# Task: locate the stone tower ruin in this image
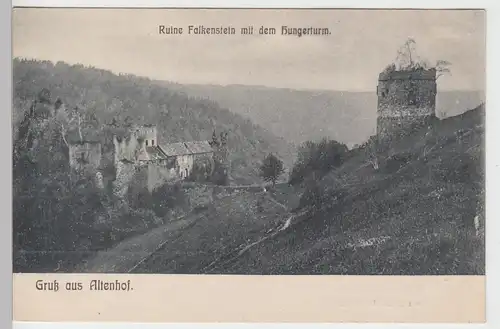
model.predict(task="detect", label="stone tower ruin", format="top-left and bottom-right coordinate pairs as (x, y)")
top-left (377, 68), bottom-right (437, 139)
top-left (135, 124), bottom-right (158, 147)
top-left (111, 125), bottom-right (147, 197)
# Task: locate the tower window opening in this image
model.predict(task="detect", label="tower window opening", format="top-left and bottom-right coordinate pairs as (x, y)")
top-left (152, 140), bottom-right (155, 146)
top-left (380, 88), bottom-right (389, 98)
top-left (146, 140), bottom-right (149, 146)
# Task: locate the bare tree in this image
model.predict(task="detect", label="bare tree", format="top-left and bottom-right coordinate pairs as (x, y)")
top-left (367, 150), bottom-right (379, 170)
top-left (393, 38), bottom-right (452, 77)
top-left (435, 59), bottom-right (452, 79)
top-left (59, 122), bottom-right (69, 147)
top-left (396, 38), bottom-right (417, 69)
top-left (57, 104), bottom-right (92, 145)
top-left (366, 140), bottom-right (379, 170)
top-left (68, 107), bottom-right (84, 142)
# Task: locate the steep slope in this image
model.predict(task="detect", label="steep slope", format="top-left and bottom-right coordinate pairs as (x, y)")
top-left (121, 105), bottom-right (484, 275)
top-left (162, 82), bottom-right (484, 148)
top-left (218, 105), bottom-right (485, 275)
top-left (12, 58), bottom-right (296, 184)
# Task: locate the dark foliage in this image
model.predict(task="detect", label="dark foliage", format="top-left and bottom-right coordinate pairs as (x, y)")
top-left (289, 138), bottom-right (348, 185)
top-left (12, 58), bottom-right (293, 271)
top-left (12, 113), bottom-right (109, 271)
top-left (12, 58), bottom-right (293, 185)
top-left (259, 153), bottom-right (285, 186)
top-left (150, 183), bottom-right (187, 218)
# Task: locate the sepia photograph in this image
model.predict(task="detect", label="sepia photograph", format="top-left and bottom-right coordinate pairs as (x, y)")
top-left (12, 8), bottom-right (485, 277)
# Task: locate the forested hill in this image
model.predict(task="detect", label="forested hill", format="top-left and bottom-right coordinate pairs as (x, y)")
top-left (162, 82), bottom-right (485, 148)
top-left (12, 58), bottom-right (296, 184)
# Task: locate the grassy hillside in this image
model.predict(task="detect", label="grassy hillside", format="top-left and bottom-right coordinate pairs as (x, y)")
top-left (162, 82), bottom-right (484, 148)
top-left (132, 187), bottom-right (290, 274)
top-left (12, 58), bottom-right (296, 184)
top-left (222, 105), bottom-right (485, 275)
top-left (124, 105), bottom-right (485, 275)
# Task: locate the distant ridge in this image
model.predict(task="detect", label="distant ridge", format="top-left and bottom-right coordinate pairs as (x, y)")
top-left (159, 81), bottom-right (484, 148)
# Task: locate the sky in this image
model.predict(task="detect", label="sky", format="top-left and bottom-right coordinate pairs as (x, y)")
top-left (12, 8), bottom-right (486, 92)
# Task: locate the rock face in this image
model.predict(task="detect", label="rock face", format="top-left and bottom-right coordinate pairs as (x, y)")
top-left (112, 132), bottom-right (144, 197)
top-left (113, 159), bottom-right (138, 197)
top-left (377, 68), bottom-right (437, 140)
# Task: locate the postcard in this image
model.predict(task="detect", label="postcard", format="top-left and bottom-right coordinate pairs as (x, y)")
top-left (11, 7), bottom-right (486, 323)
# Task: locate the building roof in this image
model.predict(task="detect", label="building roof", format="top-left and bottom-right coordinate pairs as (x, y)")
top-left (145, 146), bottom-right (169, 160)
top-left (160, 140), bottom-right (213, 157)
top-left (161, 142), bottom-right (191, 157)
top-left (184, 141), bottom-right (213, 154)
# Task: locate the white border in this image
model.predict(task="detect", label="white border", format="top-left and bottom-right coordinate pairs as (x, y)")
top-left (8, 0), bottom-right (495, 8)
top-left (5, 1), bottom-right (500, 329)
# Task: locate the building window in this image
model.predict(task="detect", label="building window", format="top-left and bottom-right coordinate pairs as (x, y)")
top-left (146, 140), bottom-right (148, 146)
top-left (152, 140), bottom-right (155, 146)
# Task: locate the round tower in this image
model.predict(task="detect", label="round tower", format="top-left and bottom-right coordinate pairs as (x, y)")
top-left (377, 68), bottom-right (437, 140)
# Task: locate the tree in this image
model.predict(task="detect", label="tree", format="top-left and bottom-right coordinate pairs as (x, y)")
top-left (289, 138), bottom-right (348, 185)
top-left (260, 153), bottom-right (284, 187)
top-left (366, 140), bottom-right (379, 170)
top-left (396, 38), bottom-right (417, 69)
top-left (388, 38), bottom-right (452, 77)
top-left (435, 59), bottom-right (452, 79)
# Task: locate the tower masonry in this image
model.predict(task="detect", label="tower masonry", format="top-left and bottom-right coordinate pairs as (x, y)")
top-left (135, 124), bottom-right (158, 147)
top-left (377, 68), bottom-right (437, 139)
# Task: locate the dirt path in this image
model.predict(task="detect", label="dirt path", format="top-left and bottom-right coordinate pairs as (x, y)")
top-left (78, 215), bottom-right (203, 273)
top-left (79, 185), bottom-right (295, 273)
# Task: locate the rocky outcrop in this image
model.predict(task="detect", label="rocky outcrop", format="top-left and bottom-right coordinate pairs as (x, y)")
top-left (113, 159), bottom-right (137, 197)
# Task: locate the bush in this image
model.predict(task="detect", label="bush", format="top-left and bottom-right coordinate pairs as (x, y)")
top-left (432, 153), bottom-right (478, 183)
top-left (299, 178), bottom-right (323, 208)
top-left (259, 153), bottom-right (285, 186)
top-left (151, 183), bottom-right (187, 217)
top-left (289, 138), bottom-right (348, 185)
